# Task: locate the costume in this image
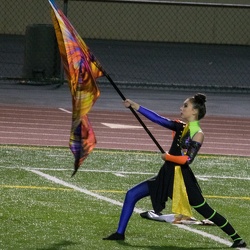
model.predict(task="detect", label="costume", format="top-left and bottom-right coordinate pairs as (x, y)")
top-left (103, 106), bottom-right (246, 248)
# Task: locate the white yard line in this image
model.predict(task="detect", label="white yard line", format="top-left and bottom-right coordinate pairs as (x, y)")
top-left (174, 224), bottom-right (232, 247)
top-left (26, 168), bottom-right (248, 249)
top-left (27, 169), bottom-right (142, 215)
top-left (18, 167), bottom-right (250, 181)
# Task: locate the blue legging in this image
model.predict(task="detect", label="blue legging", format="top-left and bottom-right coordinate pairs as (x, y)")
top-left (117, 181), bottom-right (149, 234)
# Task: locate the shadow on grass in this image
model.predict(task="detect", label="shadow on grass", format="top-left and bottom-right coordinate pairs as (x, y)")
top-left (36, 240), bottom-right (78, 250)
top-left (117, 241), bottom-right (228, 249)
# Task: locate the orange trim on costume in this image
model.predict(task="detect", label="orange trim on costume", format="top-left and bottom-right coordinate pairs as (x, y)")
top-left (165, 153), bottom-right (189, 165)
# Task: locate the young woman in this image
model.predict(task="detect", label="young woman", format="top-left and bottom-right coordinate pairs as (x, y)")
top-left (103, 93), bottom-right (247, 248)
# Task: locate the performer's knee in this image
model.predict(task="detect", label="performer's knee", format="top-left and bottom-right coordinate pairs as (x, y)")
top-left (124, 188), bottom-right (140, 206)
top-left (123, 181), bottom-right (149, 208)
top-left (125, 188), bottom-right (135, 201)
top-left (192, 200), bottom-right (214, 219)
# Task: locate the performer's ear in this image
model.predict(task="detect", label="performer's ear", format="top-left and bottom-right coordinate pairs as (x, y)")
top-left (192, 108), bottom-right (198, 116)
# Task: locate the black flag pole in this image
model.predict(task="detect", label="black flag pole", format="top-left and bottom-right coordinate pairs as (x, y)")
top-left (102, 71), bottom-right (165, 154)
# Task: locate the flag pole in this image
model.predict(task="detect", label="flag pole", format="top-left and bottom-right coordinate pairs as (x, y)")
top-left (102, 71), bottom-right (165, 153)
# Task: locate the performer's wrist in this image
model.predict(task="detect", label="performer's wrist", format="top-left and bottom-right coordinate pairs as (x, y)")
top-left (164, 153), bottom-right (189, 165)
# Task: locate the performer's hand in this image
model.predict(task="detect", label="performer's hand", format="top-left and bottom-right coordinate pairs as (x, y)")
top-left (124, 99), bottom-right (132, 108)
top-left (161, 153), bottom-right (167, 161)
top-left (123, 99), bottom-right (140, 110)
top-left (163, 153), bottom-right (189, 165)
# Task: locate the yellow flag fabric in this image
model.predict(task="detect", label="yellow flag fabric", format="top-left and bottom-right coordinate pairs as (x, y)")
top-left (49, 0), bottom-right (103, 175)
top-left (172, 166), bottom-right (193, 217)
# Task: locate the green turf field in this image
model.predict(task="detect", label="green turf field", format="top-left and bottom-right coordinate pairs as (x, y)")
top-left (1, 145), bottom-right (249, 250)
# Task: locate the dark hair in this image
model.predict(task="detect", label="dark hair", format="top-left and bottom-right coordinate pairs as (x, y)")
top-left (189, 93), bottom-right (207, 120)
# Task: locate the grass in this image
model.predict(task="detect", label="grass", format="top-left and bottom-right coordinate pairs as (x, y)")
top-left (0, 145), bottom-right (249, 250)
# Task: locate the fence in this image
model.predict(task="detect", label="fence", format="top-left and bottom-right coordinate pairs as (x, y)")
top-left (1, 0), bottom-right (250, 91)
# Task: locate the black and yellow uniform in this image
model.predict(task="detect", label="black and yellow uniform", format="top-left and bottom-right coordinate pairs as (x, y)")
top-left (103, 106), bottom-right (246, 248)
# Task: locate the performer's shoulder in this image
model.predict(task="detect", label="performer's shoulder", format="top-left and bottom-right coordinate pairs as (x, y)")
top-left (174, 119), bottom-right (186, 125)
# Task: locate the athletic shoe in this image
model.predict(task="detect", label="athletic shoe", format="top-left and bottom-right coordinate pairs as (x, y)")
top-left (231, 240), bottom-right (247, 248)
top-left (103, 232), bottom-right (125, 241)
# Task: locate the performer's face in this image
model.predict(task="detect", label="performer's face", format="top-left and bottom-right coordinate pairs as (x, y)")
top-left (180, 99), bottom-right (198, 121)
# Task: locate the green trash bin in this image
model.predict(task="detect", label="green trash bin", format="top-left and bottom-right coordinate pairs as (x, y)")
top-left (23, 24), bottom-right (60, 79)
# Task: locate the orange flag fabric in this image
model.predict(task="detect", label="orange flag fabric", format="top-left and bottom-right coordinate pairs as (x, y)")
top-left (49, 0), bottom-right (103, 176)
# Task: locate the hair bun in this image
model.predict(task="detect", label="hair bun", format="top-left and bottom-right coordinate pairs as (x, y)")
top-left (194, 93), bottom-right (206, 105)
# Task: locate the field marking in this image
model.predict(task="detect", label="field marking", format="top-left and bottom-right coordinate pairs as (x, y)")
top-left (101, 123), bottom-right (144, 129)
top-left (205, 195), bottom-right (250, 201)
top-left (0, 184), bottom-right (73, 191)
top-left (1, 144), bottom-right (250, 157)
top-left (26, 168), bottom-right (142, 214)
top-left (174, 224), bottom-right (232, 247)
top-left (26, 168), bottom-right (244, 249)
top-left (4, 165), bottom-right (250, 181)
top-left (2, 183), bottom-right (249, 201)
top-left (59, 108), bottom-right (72, 114)
top-left (1, 144), bottom-right (249, 160)
top-left (1, 184), bottom-right (249, 201)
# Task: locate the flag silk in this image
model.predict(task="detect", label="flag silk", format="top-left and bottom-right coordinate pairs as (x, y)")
top-left (49, 0), bottom-right (104, 176)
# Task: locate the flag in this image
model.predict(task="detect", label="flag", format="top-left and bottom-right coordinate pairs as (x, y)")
top-left (49, 0), bottom-right (104, 176)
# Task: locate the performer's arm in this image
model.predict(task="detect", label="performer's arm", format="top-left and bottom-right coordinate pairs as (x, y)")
top-left (124, 99), bottom-right (175, 130)
top-left (137, 106), bottom-right (175, 130)
top-left (162, 140), bottom-right (202, 165)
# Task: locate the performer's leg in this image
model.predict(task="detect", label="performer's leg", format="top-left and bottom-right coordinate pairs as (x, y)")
top-left (187, 187), bottom-right (246, 248)
top-left (103, 180), bottom-right (150, 240)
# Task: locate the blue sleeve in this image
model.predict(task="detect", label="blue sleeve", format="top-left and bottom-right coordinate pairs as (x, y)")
top-left (138, 106), bottom-right (175, 130)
